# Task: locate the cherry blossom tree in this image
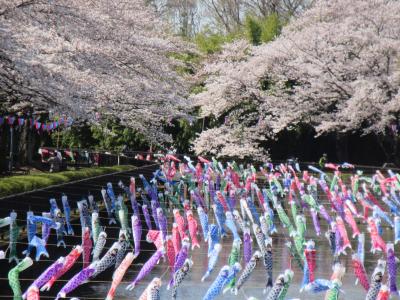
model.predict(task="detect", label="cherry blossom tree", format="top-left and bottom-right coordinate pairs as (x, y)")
top-left (193, 0), bottom-right (400, 162)
top-left (0, 0), bottom-right (192, 143)
top-left (193, 125), bottom-right (268, 159)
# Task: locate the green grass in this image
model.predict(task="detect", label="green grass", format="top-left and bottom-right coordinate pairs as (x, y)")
top-left (0, 165), bottom-right (134, 197)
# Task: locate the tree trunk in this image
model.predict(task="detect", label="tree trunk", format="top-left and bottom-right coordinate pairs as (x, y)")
top-left (27, 126), bottom-right (35, 165)
top-left (376, 135), bottom-right (390, 162)
top-left (391, 135), bottom-right (400, 166)
top-left (335, 132), bottom-right (349, 162)
top-left (18, 121), bottom-right (29, 165)
top-left (375, 134), bottom-right (400, 166)
top-left (0, 128), bottom-right (8, 173)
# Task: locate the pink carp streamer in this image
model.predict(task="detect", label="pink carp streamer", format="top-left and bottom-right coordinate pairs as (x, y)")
top-left (106, 252), bottom-right (135, 300)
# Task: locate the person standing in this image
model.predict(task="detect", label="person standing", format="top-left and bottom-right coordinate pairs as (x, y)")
top-left (319, 153), bottom-right (328, 169)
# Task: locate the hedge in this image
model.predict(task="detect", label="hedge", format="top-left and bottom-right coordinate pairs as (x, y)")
top-left (0, 165), bottom-right (134, 197)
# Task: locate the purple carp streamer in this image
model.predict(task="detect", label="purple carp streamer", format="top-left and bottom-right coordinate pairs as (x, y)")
top-left (56, 264), bottom-right (96, 299)
top-left (126, 248), bottom-right (164, 290)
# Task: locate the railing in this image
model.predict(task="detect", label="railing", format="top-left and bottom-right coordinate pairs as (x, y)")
top-left (35, 147), bottom-right (156, 171)
top-left (3, 145), bottom-right (399, 176)
top-left (122, 150), bottom-right (400, 173)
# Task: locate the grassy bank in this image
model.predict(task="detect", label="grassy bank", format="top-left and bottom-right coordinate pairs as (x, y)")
top-left (0, 165), bottom-right (134, 197)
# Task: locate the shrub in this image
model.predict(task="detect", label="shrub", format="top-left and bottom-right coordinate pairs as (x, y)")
top-left (245, 15), bottom-right (262, 45)
top-left (195, 32), bottom-right (228, 54)
top-left (260, 13), bottom-right (282, 43)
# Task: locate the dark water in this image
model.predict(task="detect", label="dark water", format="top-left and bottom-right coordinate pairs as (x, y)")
top-left (70, 216), bottom-right (393, 300)
top-left (0, 167), bottom-right (395, 299)
top-left (1, 214), bottom-right (390, 300)
top-left (75, 215), bottom-right (389, 300)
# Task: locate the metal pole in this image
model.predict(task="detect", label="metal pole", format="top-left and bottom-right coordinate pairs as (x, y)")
top-left (8, 126), bottom-right (13, 173)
